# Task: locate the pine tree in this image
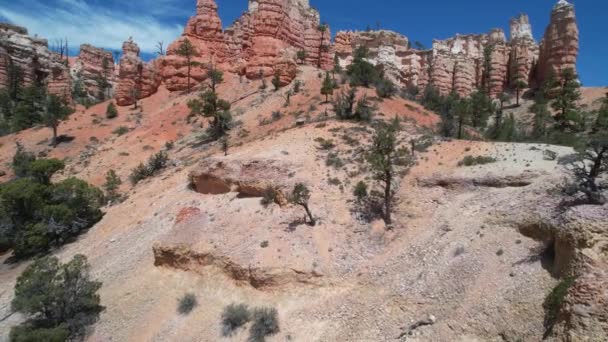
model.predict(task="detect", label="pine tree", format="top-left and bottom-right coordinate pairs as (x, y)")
top-left (272, 71), bottom-right (281, 91)
top-left (552, 68), bottom-right (582, 132)
top-left (321, 72), bottom-right (334, 102)
top-left (176, 39), bottom-right (200, 94)
top-left (317, 24), bottom-right (328, 68)
top-left (290, 183), bottom-right (315, 226)
top-left (187, 69), bottom-right (232, 140)
top-left (366, 118), bottom-right (407, 226)
top-left (513, 78), bottom-right (528, 106)
top-left (104, 169), bottom-right (122, 203)
top-left (454, 97), bottom-right (471, 139)
top-left (531, 91), bottom-right (551, 140)
top-left (593, 93), bottom-right (608, 133)
top-left (296, 50), bottom-right (307, 64)
top-left (333, 54), bottom-right (342, 74)
top-left (481, 44), bottom-right (494, 93)
top-left (43, 95), bottom-right (73, 147)
top-left (469, 90), bottom-right (493, 129)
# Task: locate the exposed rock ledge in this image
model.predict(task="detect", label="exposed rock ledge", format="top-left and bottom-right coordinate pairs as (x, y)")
top-left (153, 243), bottom-right (323, 290)
top-left (189, 158), bottom-right (300, 205)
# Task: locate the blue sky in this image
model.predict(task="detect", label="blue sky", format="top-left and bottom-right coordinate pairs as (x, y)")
top-left (1, 0), bottom-right (605, 86)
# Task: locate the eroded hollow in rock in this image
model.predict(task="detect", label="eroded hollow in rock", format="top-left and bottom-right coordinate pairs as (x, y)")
top-left (516, 221), bottom-right (575, 277)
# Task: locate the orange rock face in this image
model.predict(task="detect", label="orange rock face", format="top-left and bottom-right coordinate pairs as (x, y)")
top-left (119, 0), bottom-right (331, 100)
top-left (537, 0), bottom-right (579, 84)
top-left (115, 38), bottom-right (161, 106)
top-left (71, 44), bottom-right (116, 99)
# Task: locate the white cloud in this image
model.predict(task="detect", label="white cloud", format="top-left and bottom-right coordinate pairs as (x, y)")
top-left (0, 0), bottom-right (185, 53)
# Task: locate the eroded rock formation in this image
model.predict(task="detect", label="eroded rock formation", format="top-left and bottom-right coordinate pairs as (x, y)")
top-left (115, 38), bottom-right (161, 106)
top-left (118, 0), bottom-right (332, 100)
top-left (70, 44), bottom-right (116, 100)
top-left (0, 23), bottom-right (71, 101)
top-left (537, 0), bottom-right (579, 85)
top-left (335, 2), bottom-right (578, 98)
top-left (189, 157), bottom-right (295, 205)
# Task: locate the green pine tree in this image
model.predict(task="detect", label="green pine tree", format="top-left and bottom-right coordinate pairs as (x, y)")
top-left (552, 68), bottom-right (582, 132)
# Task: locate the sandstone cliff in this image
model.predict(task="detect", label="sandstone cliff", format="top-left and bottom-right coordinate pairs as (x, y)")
top-left (0, 23), bottom-right (71, 101)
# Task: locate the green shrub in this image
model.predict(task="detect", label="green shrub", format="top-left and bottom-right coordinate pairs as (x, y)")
top-left (106, 102), bottom-right (118, 119)
top-left (103, 170), bottom-right (123, 203)
top-left (177, 293), bottom-right (197, 315)
top-left (129, 163), bottom-right (151, 185)
top-left (326, 152), bottom-right (344, 169)
top-left (222, 303), bottom-right (251, 337)
top-left (129, 152), bottom-right (169, 185)
top-left (375, 78), bottom-right (397, 98)
top-left (27, 158), bottom-right (65, 184)
top-left (113, 126), bottom-right (129, 136)
top-left (249, 307), bottom-right (279, 342)
top-left (315, 137), bottom-right (335, 150)
top-left (347, 47), bottom-right (380, 87)
top-left (147, 151), bottom-right (168, 172)
top-left (11, 255), bottom-right (102, 339)
top-left (354, 181), bottom-right (368, 201)
top-left (12, 142), bottom-right (36, 178)
top-left (457, 155), bottom-right (497, 167)
top-left (260, 187), bottom-right (279, 207)
top-left (0, 175), bottom-right (103, 259)
top-left (10, 324), bottom-right (70, 342)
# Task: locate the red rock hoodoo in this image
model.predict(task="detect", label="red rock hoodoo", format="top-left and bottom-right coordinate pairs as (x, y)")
top-left (113, 0), bottom-right (579, 103)
top-left (115, 38), bottom-right (161, 106)
top-left (70, 44), bottom-right (116, 100)
top-left (335, 1), bottom-right (578, 98)
top-left (537, 0), bottom-right (579, 85)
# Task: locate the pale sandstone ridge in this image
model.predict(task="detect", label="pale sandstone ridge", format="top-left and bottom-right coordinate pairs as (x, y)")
top-left (117, 0), bottom-right (332, 100)
top-left (335, 2), bottom-right (578, 98)
top-left (115, 38), bottom-right (161, 106)
top-left (537, 0), bottom-right (579, 85)
top-left (70, 44), bottom-right (116, 100)
top-left (0, 23), bottom-right (71, 101)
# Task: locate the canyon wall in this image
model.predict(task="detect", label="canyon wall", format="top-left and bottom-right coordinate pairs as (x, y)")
top-left (0, 23), bottom-right (71, 101)
top-left (335, 1), bottom-right (578, 98)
